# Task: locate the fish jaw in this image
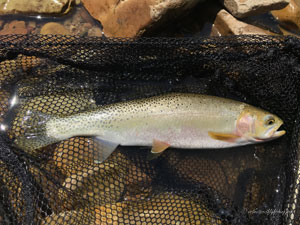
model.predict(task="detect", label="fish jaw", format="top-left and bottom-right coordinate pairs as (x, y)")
top-left (253, 123), bottom-right (286, 142)
top-left (263, 119), bottom-right (286, 139)
top-left (272, 130), bottom-right (286, 138)
top-left (254, 130), bottom-right (286, 142)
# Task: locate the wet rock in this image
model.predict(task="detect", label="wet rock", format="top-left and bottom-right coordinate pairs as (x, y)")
top-left (28, 21), bottom-right (36, 28)
top-left (41, 209), bottom-right (96, 225)
top-left (29, 162), bottom-right (66, 214)
top-left (58, 160), bottom-right (126, 209)
top-left (241, 13), bottom-right (283, 35)
top-left (0, 20), bottom-right (28, 35)
top-left (45, 196), bottom-right (219, 225)
top-left (40, 22), bottom-right (70, 35)
top-left (87, 26), bottom-right (103, 36)
top-left (0, 90), bottom-right (9, 123)
top-left (63, 7), bottom-right (95, 36)
top-left (0, 55), bottom-right (41, 91)
top-left (124, 164), bottom-right (152, 201)
top-left (211, 9), bottom-right (274, 35)
top-left (53, 138), bottom-right (128, 208)
top-left (69, 8), bottom-right (85, 25)
top-left (94, 193), bottom-right (222, 224)
top-left (272, 0), bottom-right (300, 32)
top-left (151, 0), bottom-right (222, 37)
top-left (0, 161), bottom-right (24, 219)
top-left (279, 26), bottom-right (300, 37)
top-left (27, 21), bottom-right (37, 34)
top-left (53, 137), bottom-right (99, 172)
top-left (172, 157), bottom-right (230, 196)
top-left (0, 0), bottom-right (75, 15)
top-left (68, 23), bottom-right (90, 35)
top-left (83, 23), bottom-right (92, 29)
top-left (82, 0), bottom-right (206, 37)
top-left (79, 7), bottom-right (96, 25)
top-left (221, 0), bottom-right (290, 18)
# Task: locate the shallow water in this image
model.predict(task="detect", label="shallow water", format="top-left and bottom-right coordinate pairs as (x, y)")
top-left (0, 4), bottom-right (103, 36)
top-left (0, 2), bottom-right (298, 37)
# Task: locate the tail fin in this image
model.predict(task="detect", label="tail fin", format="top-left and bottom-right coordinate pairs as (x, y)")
top-left (13, 110), bottom-right (60, 152)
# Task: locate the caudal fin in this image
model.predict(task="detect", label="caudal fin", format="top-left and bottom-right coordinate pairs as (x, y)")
top-left (13, 110), bottom-right (59, 151)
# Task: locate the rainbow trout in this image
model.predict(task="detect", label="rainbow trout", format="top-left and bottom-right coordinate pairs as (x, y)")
top-left (14, 93), bottom-right (285, 162)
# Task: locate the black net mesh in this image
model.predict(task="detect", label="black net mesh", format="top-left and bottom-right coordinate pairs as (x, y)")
top-left (0, 34), bottom-right (299, 224)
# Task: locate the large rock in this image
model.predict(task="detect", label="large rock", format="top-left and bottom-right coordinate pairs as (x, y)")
top-left (211, 9), bottom-right (274, 35)
top-left (94, 193), bottom-right (222, 224)
top-left (0, 0), bottom-right (75, 15)
top-left (0, 20), bottom-right (28, 35)
top-left (41, 209), bottom-right (95, 225)
top-left (82, 0), bottom-right (205, 37)
top-left (272, 0), bottom-right (300, 32)
top-left (220, 0), bottom-right (290, 18)
top-left (40, 22), bottom-right (70, 35)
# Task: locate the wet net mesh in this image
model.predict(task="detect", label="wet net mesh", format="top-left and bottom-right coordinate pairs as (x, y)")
top-left (0, 34), bottom-right (299, 224)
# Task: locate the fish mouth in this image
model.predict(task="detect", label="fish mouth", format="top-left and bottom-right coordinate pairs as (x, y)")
top-left (272, 130), bottom-right (286, 138)
top-left (254, 122), bottom-right (286, 141)
top-left (271, 121), bottom-right (286, 138)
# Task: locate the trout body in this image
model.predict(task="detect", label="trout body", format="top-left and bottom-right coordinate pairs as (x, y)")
top-left (14, 93), bottom-right (285, 162)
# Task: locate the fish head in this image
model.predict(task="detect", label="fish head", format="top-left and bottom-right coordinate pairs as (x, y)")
top-left (236, 105), bottom-right (286, 143)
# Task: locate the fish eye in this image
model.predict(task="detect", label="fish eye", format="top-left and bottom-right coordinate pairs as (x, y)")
top-left (265, 117), bottom-right (275, 126)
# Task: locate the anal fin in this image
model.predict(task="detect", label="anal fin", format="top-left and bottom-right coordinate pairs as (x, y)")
top-left (94, 137), bottom-right (119, 164)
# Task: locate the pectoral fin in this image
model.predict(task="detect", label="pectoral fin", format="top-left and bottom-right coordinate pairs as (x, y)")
top-left (208, 132), bottom-right (240, 143)
top-left (94, 137), bottom-right (119, 164)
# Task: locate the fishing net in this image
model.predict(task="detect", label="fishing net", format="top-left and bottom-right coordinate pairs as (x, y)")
top-left (0, 34), bottom-right (299, 225)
